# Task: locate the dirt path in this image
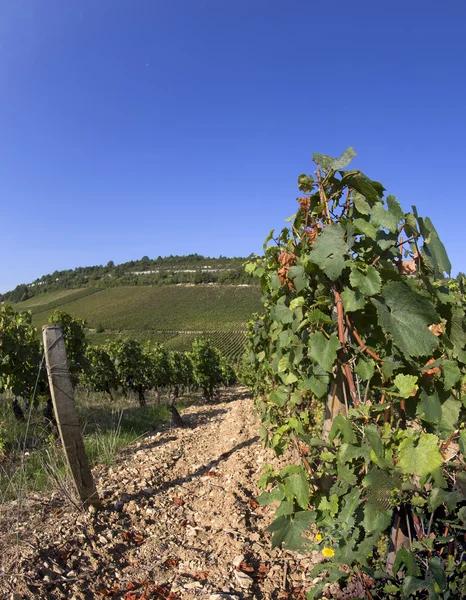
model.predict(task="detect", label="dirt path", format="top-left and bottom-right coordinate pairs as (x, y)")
top-left (1, 387), bottom-right (319, 600)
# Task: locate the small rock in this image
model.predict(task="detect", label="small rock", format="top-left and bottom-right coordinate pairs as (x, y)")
top-left (183, 581), bottom-right (203, 589)
top-left (88, 504), bottom-right (97, 514)
top-left (142, 487), bottom-right (155, 496)
top-left (234, 570), bottom-right (253, 589)
top-left (232, 554), bottom-right (245, 568)
top-left (114, 501), bottom-right (125, 512)
top-left (11, 594), bottom-right (23, 600)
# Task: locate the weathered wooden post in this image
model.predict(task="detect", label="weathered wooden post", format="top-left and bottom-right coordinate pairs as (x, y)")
top-left (42, 324), bottom-right (101, 508)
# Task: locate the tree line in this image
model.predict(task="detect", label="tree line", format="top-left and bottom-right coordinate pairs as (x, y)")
top-left (1, 254), bottom-right (257, 303)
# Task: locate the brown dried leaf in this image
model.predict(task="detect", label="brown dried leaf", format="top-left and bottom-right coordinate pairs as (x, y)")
top-left (297, 197), bottom-right (310, 212)
top-left (256, 562), bottom-right (270, 581)
top-left (398, 259), bottom-right (417, 275)
top-left (164, 557), bottom-right (180, 569)
top-left (429, 323), bottom-right (443, 337)
top-left (193, 571), bottom-right (208, 581)
top-left (126, 581), bottom-right (138, 591)
top-left (204, 470), bottom-right (222, 477)
top-left (278, 266), bottom-right (289, 285)
top-left (423, 358), bottom-right (440, 376)
top-left (173, 497), bottom-right (185, 507)
top-left (278, 252), bottom-right (296, 267)
top-left (153, 586), bottom-right (180, 600)
top-left (238, 560), bottom-right (255, 573)
top-left (247, 498), bottom-right (259, 510)
top-left (122, 530), bottom-right (144, 545)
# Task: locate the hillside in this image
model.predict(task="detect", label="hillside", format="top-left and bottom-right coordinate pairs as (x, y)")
top-left (14, 284), bottom-right (263, 361)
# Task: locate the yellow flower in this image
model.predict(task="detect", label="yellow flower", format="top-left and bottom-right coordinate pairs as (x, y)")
top-left (315, 533), bottom-right (323, 542)
top-left (322, 547), bottom-right (335, 558)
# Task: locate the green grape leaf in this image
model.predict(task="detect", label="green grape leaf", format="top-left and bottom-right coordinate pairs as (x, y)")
top-left (416, 390), bottom-right (442, 424)
top-left (353, 192), bottom-right (371, 215)
top-left (373, 282), bottom-right (440, 357)
top-left (376, 230), bottom-right (396, 250)
top-left (350, 264), bottom-right (382, 296)
top-left (398, 434), bottom-right (443, 477)
top-left (309, 223), bottom-right (350, 280)
top-left (387, 194), bottom-right (405, 222)
top-left (312, 146), bottom-right (356, 171)
top-left (263, 228), bottom-right (275, 251)
top-left (307, 308), bottom-right (333, 324)
top-left (439, 396), bottom-right (461, 434)
top-left (288, 265), bottom-right (307, 292)
top-left (289, 296), bottom-right (305, 310)
top-left (449, 307), bottom-right (466, 357)
top-left (371, 197), bottom-right (403, 233)
top-left (415, 212), bottom-right (451, 277)
top-left (329, 415), bottom-right (356, 444)
top-left (353, 217), bottom-right (378, 239)
top-left (267, 511), bottom-right (316, 550)
top-left (282, 372), bottom-right (298, 385)
top-left (272, 302), bottom-right (294, 324)
top-left (277, 356), bottom-right (289, 372)
top-left (394, 374), bottom-right (418, 398)
top-left (308, 332), bottom-right (340, 372)
top-left (309, 364), bottom-right (331, 398)
top-left (270, 389), bottom-right (287, 407)
top-left (258, 483), bottom-right (285, 506)
top-left (297, 174), bottom-right (314, 193)
top-left (340, 171), bottom-right (384, 205)
top-left (441, 360), bottom-right (462, 391)
top-left (341, 288), bottom-right (366, 312)
top-left (275, 500), bottom-right (294, 517)
top-left (355, 358), bottom-right (375, 381)
top-left (284, 470), bottom-right (310, 509)
top-left (428, 557), bottom-right (447, 591)
top-left (459, 431), bottom-right (466, 455)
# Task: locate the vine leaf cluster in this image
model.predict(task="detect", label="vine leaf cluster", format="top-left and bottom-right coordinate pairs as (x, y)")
top-left (243, 147), bottom-right (466, 598)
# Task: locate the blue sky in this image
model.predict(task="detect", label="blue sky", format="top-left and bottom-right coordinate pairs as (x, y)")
top-left (1, 0), bottom-right (465, 292)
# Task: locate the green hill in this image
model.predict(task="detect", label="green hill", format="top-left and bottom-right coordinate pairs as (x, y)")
top-left (14, 284), bottom-right (262, 362)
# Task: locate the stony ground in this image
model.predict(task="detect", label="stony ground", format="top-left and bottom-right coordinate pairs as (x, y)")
top-left (0, 387), bottom-right (321, 600)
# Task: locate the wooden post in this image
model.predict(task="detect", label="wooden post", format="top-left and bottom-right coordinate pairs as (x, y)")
top-left (42, 324), bottom-right (101, 508)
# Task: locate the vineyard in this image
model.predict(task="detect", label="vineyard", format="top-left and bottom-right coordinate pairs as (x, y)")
top-left (11, 284), bottom-right (261, 363)
top-left (2, 149), bottom-right (466, 598)
top-left (17, 285), bottom-right (262, 332)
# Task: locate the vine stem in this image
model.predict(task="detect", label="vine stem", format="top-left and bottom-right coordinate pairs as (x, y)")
top-left (371, 234), bottom-right (418, 266)
top-left (316, 169), bottom-right (332, 224)
top-left (344, 314), bottom-right (383, 362)
top-left (292, 432), bottom-right (314, 478)
top-left (333, 289), bottom-right (359, 408)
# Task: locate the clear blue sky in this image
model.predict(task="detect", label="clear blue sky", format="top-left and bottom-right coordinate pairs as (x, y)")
top-left (1, 0), bottom-right (465, 293)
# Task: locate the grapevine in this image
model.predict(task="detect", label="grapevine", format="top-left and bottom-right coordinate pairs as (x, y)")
top-left (244, 148), bottom-right (466, 598)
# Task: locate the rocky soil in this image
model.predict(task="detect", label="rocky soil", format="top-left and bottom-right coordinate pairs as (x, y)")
top-left (1, 387), bottom-right (321, 600)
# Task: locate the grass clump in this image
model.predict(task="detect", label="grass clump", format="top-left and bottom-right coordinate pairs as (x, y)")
top-left (0, 389), bottom-right (171, 503)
